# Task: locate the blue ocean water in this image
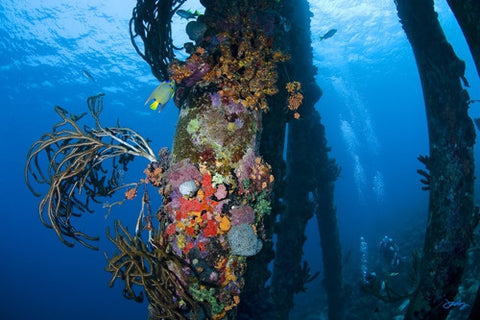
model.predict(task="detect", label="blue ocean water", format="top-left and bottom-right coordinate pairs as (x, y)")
top-left (0, 0), bottom-right (478, 319)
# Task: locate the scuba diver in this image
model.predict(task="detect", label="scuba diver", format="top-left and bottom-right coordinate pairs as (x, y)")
top-left (379, 235), bottom-right (400, 267)
top-left (361, 236), bottom-right (407, 299)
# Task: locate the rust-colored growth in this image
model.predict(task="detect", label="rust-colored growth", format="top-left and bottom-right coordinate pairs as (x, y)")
top-left (286, 81), bottom-right (304, 117)
top-left (144, 164), bottom-right (163, 187)
top-left (168, 59), bottom-right (193, 84)
top-left (286, 81), bottom-right (301, 93)
top-left (124, 187), bottom-right (138, 200)
top-left (250, 157), bottom-right (274, 192)
top-left (199, 147), bottom-right (216, 165)
top-left (195, 22), bottom-right (289, 112)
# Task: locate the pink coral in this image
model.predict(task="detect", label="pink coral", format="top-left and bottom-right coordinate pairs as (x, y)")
top-left (184, 61), bottom-right (211, 87)
top-left (234, 148), bottom-right (274, 192)
top-left (167, 160), bottom-right (203, 190)
top-left (215, 184), bottom-right (228, 200)
top-left (230, 205), bottom-right (255, 226)
top-left (234, 147), bottom-right (256, 183)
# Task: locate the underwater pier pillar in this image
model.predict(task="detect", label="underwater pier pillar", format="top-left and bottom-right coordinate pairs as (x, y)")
top-left (237, 37), bottom-right (289, 320)
top-left (271, 85), bottom-right (344, 320)
top-left (150, 1), bottom-right (293, 318)
top-left (128, 0), bottom-right (343, 318)
top-left (310, 111), bottom-right (345, 320)
top-left (446, 0), bottom-right (480, 77)
top-left (269, 1), bottom-right (345, 319)
top-left (468, 284), bottom-right (480, 320)
top-left (395, 0), bottom-right (478, 319)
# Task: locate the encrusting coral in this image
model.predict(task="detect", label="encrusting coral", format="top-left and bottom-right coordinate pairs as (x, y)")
top-left (286, 81), bottom-right (304, 119)
top-left (155, 2), bottom-right (288, 317)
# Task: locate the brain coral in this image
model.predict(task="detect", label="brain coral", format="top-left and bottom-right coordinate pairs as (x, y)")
top-left (227, 223), bottom-right (262, 257)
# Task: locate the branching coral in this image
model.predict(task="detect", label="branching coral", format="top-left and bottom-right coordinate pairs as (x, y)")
top-left (105, 220), bottom-right (202, 319)
top-left (25, 93), bottom-right (157, 249)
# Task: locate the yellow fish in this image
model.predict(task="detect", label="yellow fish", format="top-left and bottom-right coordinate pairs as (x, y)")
top-left (145, 80), bottom-right (176, 111)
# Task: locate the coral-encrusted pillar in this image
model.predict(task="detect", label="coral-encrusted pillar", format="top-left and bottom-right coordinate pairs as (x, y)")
top-left (395, 0), bottom-right (478, 319)
top-left (156, 1), bottom-right (286, 318)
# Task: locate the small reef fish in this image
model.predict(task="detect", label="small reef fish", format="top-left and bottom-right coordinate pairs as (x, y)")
top-left (145, 80), bottom-right (176, 112)
top-left (176, 9), bottom-right (201, 20)
top-left (320, 28), bottom-right (337, 41)
top-left (82, 69), bottom-right (95, 82)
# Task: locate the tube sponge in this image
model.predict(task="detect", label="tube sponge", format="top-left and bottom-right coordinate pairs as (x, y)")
top-left (227, 224), bottom-right (262, 257)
